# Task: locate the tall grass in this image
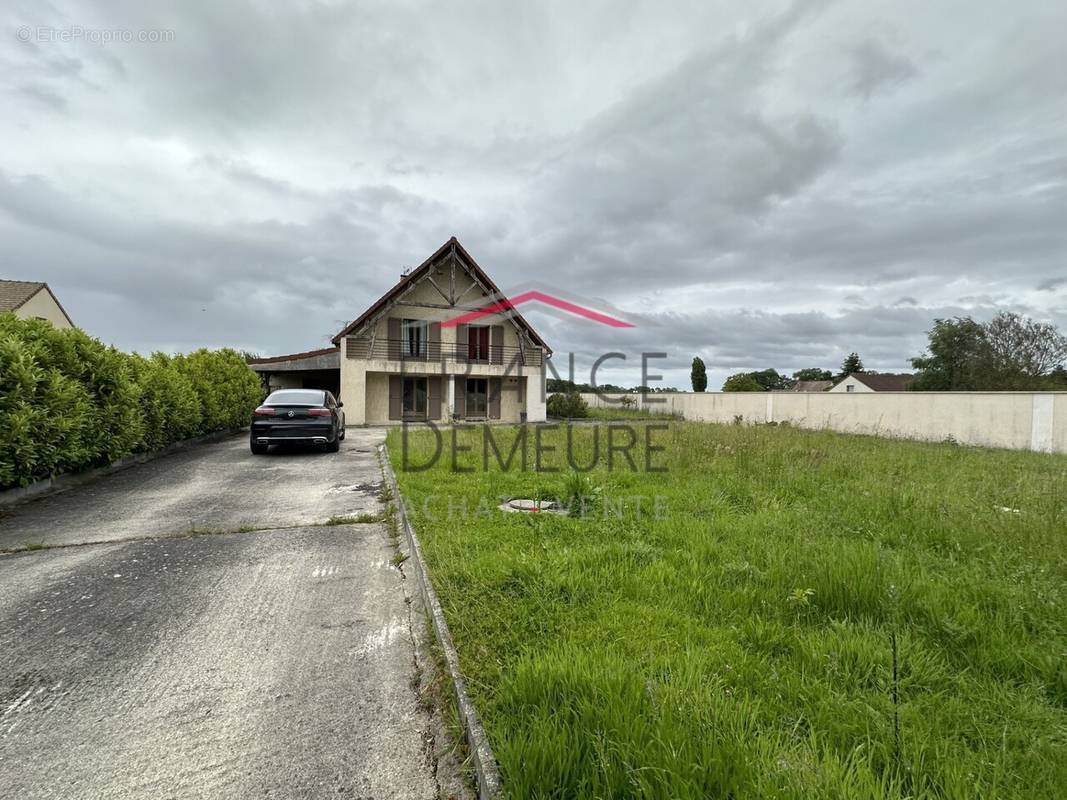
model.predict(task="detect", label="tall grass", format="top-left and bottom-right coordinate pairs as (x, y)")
top-left (389, 422), bottom-right (1067, 798)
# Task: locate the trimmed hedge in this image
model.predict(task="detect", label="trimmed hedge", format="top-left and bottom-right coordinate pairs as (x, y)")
top-left (0, 314), bottom-right (263, 489)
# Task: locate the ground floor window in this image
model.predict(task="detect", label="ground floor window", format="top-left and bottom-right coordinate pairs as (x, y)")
top-left (466, 378), bottom-right (487, 417)
top-left (403, 377), bottom-right (427, 415)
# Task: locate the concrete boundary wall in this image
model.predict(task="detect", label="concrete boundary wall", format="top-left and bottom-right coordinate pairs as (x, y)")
top-left (380, 444), bottom-right (503, 799)
top-left (580, 392), bottom-right (1067, 454)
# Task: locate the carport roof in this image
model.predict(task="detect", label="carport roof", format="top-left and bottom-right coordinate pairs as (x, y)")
top-left (247, 346), bottom-right (339, 372)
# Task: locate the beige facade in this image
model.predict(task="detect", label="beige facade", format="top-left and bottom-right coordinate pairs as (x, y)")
top-left (1, 281), bottom-right (74, 329)
top-left (582, 391), bottom-right (1067, 454)
top-left (828, 375), bottom-right (873, 393)
top-left (337, 240), bottom-right (549, 425)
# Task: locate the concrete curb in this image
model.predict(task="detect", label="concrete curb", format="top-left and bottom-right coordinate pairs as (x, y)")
top-left (0, 428), bottom-right (246, 509)
top-left (379, 443), bottom-right (503, 800)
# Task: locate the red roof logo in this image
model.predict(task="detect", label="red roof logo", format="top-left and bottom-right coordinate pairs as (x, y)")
top-left (442, 289), bottom-right (634, 329)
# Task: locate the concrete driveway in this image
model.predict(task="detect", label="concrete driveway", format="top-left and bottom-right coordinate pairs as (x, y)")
top-left (0, 432), bottom-right (388, 551)
top-left (0, 430), bottom-right (466, 799)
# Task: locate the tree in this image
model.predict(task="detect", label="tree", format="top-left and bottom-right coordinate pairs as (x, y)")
top-left (910, 317), bottom-right (989, 391)
top-left (747, 368), bottom-right (790, 391)
top-left (690, 357), bottom-right (707, 392)
top-left (839, 352), bottom-right (864, 377)
top-left (984, 312), bottom-right (1067, 386)
top-left (911, 312), bottom-right (1067, 391)
top-left (1049, 365), bottom-right (1067, 388)
top-left (793, 367), bottom-right (832, 382)
top-left (722, 373), bottom-right (765, 392)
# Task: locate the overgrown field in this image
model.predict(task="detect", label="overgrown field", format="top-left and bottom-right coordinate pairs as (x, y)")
top-left (388, 421), bottom-right (1067, 799)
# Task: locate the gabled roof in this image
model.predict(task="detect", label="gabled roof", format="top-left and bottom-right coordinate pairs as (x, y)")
top-left (842, 372), bottom-right (915, 391)
top-left (792, 380), bottom-right (833, 392)
top-left (0, 280), bottom-right (74, 326)
top-left (331, 237), bottom-right (551, 353)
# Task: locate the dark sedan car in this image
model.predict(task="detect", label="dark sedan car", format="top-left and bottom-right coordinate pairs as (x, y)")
top-left (250, 389), bottom-right (345, 454)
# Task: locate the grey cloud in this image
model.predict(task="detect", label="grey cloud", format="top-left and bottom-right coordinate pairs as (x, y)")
top-left (1, 0), bottom-right (1065, 376)
top-left (17, 83), bottom-right (67, 112)
top-left (849, 38), bottom-right (918, 98)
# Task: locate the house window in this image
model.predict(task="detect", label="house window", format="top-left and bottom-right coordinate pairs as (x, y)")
top-left (466, 378), bottom-right (488, 418)
top-left (846, 384), bottom-right (854, 393)
top-left (467, 326), bottom-right (489, 361)
top-left (402, 377), bottom-right (428, 415)
top-left (402, 319), bottom-right (428, 357)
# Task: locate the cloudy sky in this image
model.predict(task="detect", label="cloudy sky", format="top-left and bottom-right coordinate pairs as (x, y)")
top-left (3, 0), bottom-right (1066, 389)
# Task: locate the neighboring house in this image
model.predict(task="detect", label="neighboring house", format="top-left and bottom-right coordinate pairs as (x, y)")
top-left (0, 280), bottom-right (74, 329)
top-left (830, 373), bottom-right (915, 393)
top-left (791, 380), bottom-right (833, 392)
top-left (250, 238), bottom-right (551, 424)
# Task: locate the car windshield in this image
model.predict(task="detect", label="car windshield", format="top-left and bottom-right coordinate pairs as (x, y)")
top-left (265, 389), bottom-right (326, 406)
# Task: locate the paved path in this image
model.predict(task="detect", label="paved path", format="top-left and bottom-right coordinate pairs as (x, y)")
top-left (0, 432), bottom-right (386, 551)
top-left (0, 430), bottom-right (463, 799)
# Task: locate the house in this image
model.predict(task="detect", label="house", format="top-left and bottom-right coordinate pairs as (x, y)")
top-left (250, 238), bottom-right (551, 424)
top-left (0, 280), bottom-right (74, 329)
top-left (791, 380), bottom-right (833, 392)
top-left (829, 372), bottom-right (914, 393)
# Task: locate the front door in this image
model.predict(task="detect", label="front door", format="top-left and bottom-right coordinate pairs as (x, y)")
top-left (402, 376), bottom-right (428, 418)
top-left (465, 378), bottom-right (487, 418)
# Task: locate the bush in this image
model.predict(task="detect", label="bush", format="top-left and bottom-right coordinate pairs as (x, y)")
top-left (0, 314), bottom-right (263, 489)
top-left (128, 353), bottom-right (202, 451)
top-left (547, 392), bottom-right (589, 419)
top-left (172, 348), bottom-right (262, 435)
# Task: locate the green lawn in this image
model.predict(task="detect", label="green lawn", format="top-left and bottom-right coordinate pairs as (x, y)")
top-left (387, 421), bottom-right (1067, 799)
top-left (584, 405), bottom-right (680, 421)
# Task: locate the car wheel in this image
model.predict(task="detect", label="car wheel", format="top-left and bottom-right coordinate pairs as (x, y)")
top-left (326, 436), bottom-right (340, 453)
top-left (250, 439), bottom-right (269, 455)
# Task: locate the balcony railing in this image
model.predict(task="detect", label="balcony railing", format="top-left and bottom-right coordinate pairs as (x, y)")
top-left (345, 337), bottom-right (543, 367)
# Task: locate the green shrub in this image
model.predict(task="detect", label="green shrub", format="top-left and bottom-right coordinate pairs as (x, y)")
top-left (129, 353), bottom-right (202, 451)
top-left (173, 348), bottom-right (262, 435)
top-left (547, 392), bottom-right (589, 419)
top-left (0, 314), bottom-right (263, 488)
top-left (0, 331), bottom-right (94, 486)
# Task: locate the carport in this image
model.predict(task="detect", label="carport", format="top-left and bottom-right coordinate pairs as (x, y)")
top-left (248, 347), bottom-right (341, 399)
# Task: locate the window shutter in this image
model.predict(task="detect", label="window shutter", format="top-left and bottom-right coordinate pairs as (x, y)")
top-left (428, 377), bottom-right (442, 420)
top-left (456, 324), bottom-right (468, 362)
top-left (388, 376), bottom-right (402, 420)
top-left (490, 326), bottom-right (504, 364)
top-left (387, 318), bottom-right (401, 360)
top-left (429, 322), bottom-right (441, 361)
top-left (453, 376), bottom-right (466, 418)
top-left (489, 378), bottom-right (501, 419)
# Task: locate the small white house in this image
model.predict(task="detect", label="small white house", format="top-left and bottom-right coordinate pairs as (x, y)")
top-left (829, 373), bottom-right (914, 393)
